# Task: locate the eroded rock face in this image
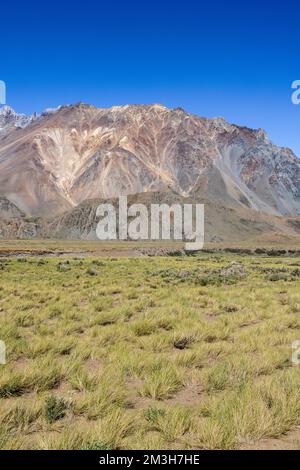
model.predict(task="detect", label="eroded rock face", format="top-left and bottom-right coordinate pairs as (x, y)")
top-left (0, 197), bottom-right (25, 218)
top-left (0, 106), bottom-right (37, 135)
top-left (0, 103), bottom-right (299, 217)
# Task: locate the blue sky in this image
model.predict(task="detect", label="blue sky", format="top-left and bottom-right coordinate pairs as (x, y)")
top-left (1, 0), bottom-right (299, 154)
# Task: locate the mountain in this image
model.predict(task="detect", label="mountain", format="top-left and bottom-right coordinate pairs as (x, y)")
top-left (0, 105), bottom-right (37, 136)
top-left (1, 191), bottom-right (300, 244)
top-left (41, 192), bottom-right (300, 243)
top-left (0, 197), bottom-right (25, 218)
top-left (0, 103), bottom-right (299, 222)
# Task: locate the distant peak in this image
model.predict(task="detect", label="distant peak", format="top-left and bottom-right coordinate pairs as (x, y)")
top-left (255, 128), bottom-right (270, 143)
top-left (0, 105), bottom-right (17, 115)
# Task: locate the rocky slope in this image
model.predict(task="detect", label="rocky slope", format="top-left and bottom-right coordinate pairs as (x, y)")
top-left (0, 105), bottom-right (37, 136)
top-left (0, 103), bottom-right (299, 219)
top-left (1, 191), bottom-right (300, 243)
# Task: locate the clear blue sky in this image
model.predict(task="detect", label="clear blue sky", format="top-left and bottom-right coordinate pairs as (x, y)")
top-left (1, 0), bottom-right (299, 154)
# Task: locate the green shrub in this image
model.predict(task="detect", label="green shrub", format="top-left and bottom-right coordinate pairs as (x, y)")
top-left (144, 406), bottom-right (166, 423)
top-left (45, 396), bottom-right (68, 423)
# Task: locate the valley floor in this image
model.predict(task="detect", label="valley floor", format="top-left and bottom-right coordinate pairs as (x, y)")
top-left (1, 249), bottom-right (300, 449)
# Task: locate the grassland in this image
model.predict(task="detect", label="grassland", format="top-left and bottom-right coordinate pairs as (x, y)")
top-left (1, 249), bottom-right (300, 449)
top-left (0, 234), bottom-right (300, 257)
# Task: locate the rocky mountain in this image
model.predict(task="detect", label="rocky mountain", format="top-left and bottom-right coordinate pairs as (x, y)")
top-left (0, 197), bottom-right (25, 218)
top-left (0, 105), bottom-right (37, 136)
top-left (40, 192), bottom-right (300, 243)
top-left (0, 103), bottom-right (299, 221)
top-left (1, 191), bottom-right (300, 243)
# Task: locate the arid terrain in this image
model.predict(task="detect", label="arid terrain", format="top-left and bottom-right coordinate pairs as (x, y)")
top-left (0, 103), bottom-right (299, 244)
top-left (0, 246), bottom-right (300, 450)
top-left (0, 103), bottom-right (300, 450)
top-left (1, 0), bottom-right (299, 455)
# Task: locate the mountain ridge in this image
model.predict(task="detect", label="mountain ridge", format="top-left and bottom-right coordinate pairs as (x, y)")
top-left (0, 103), bottom-right (299, 221)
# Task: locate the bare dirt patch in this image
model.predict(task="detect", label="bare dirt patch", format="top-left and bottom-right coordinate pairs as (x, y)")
top-left (241, 426), bottom-right (300, 450)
